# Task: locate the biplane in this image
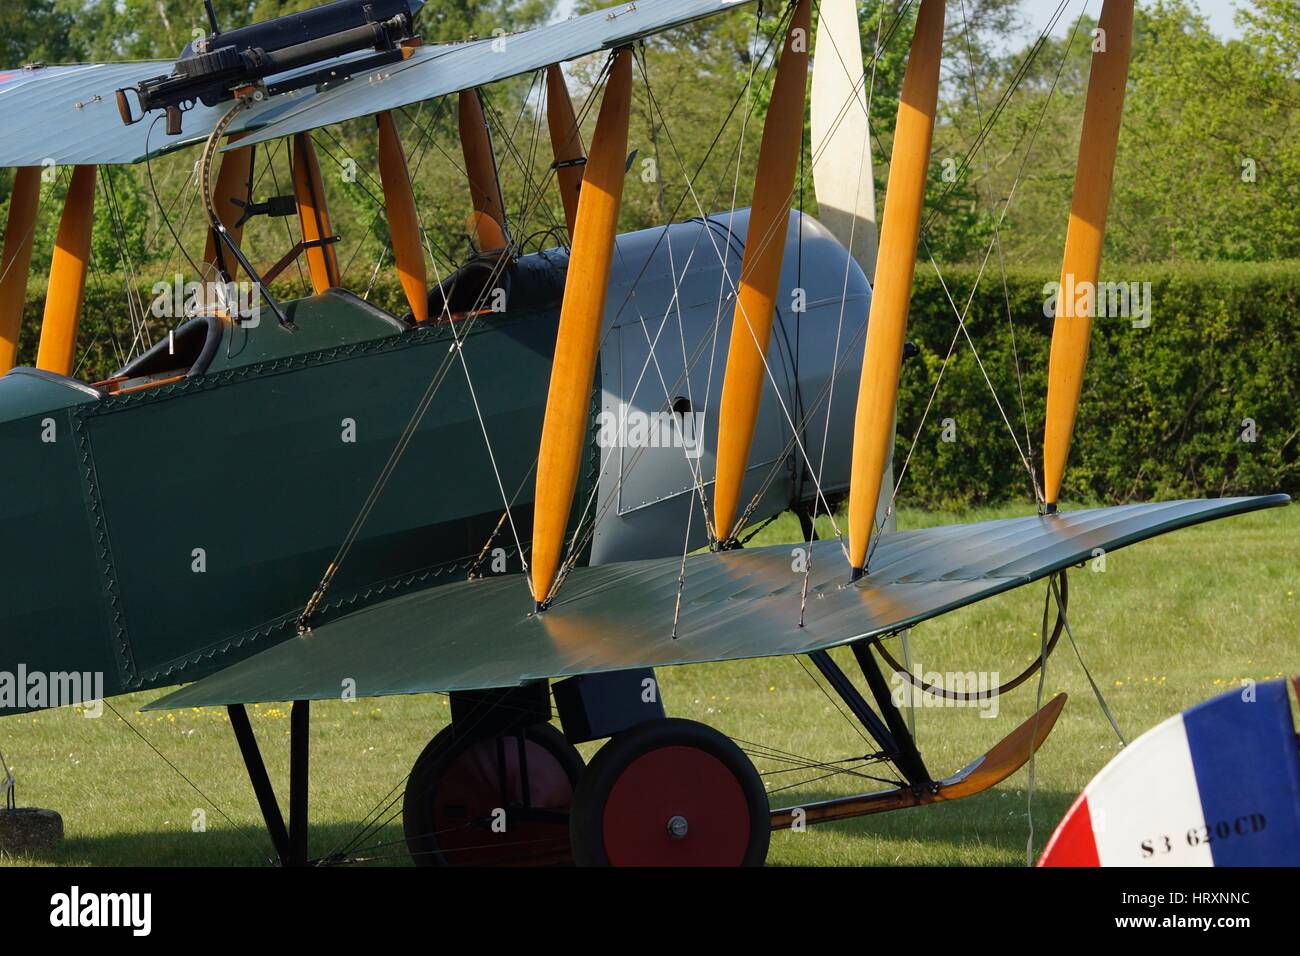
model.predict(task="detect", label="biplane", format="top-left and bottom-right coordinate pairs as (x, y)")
top-left (0, 0), bottom-right (1287, 867)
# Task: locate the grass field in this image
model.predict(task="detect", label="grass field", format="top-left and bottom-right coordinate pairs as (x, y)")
top-left (2, 500), bottom-right (1294, 867)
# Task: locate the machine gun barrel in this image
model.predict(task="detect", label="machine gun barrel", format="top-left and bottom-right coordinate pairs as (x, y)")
top-left (115, 0), bottom-right (418, 134)
top-left (252, 18), bottom-right (401, 77)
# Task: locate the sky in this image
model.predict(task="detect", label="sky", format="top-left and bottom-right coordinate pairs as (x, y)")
top-left (1180, 0), bottom-right (1246, 38)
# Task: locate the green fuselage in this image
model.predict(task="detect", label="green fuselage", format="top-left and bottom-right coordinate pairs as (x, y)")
top-left (0, 281), bottom-right (584, 709)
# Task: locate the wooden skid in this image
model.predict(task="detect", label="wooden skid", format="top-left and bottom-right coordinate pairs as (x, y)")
top-left (769, 693), bottom-right (1068, 830)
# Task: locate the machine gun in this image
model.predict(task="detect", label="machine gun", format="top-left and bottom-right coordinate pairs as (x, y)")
top-left (115, 0), bottom-right (420, 135)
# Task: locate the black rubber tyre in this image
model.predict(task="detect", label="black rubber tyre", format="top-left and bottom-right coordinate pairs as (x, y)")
top-left (570, 717), bottom-right (769, 867)
top-left (403, 721), bottom-right (584, 866)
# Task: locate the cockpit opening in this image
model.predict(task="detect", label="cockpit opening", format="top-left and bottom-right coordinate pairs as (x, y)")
top-left (93, 315), bottom-right (223, 395)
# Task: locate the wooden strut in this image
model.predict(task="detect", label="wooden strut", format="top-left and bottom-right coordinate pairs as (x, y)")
top-left (530, 49), bottom-right (634, 608)
top-left (377, 111), bottom-right (429, 323)
top-left (36, 164), bottom-right (96, 377)
top-left (545, 64), bottom-right (587, 239)
top-left (459, 88), bottom-right (510, 252)
top-left (291, 132), bottom-right (341, 294)
top-left (0, 166), bottom-right (41, 374)
top-left (769, 692), bottom-right (1068, 830)
top-left (846, 0), bottom-right (945, 576)
top-left (1041, 0), bottom-right (1135, 510)
top-left (202, 133), bottom-right (254, 284)
top-left (711, 0), bottom-right (811, 544)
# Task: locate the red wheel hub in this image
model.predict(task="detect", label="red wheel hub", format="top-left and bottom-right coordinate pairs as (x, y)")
top-left (600, 745), bottom-right (752, 866)
top-left (432, 736), bottom-right (574, 866)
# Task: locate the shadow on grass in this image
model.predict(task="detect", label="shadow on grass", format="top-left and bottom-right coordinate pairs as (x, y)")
top-left (6, 821), bottom-right (411, 867)
top-left (7, 788), bottom-right (1078, 867)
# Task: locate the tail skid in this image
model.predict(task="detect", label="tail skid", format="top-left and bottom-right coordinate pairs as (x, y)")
top-left (769, 693), bottom-right (1068, 829)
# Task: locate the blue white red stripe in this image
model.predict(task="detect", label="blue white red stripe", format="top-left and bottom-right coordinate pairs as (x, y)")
top-left (1039, 676), bottom-right (1300, 866)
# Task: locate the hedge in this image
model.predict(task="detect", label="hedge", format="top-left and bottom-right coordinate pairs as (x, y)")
top-left (898, 261), bottom-right (1299, 508)
top-left (9, 260), bottom-right (1297, 508)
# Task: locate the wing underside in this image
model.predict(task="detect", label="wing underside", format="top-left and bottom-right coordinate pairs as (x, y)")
top-left (145, 495), bottom-right (1288, 710)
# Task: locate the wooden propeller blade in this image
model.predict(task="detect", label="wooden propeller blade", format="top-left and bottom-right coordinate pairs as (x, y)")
top-left (1042, 0), bottom-right (1135, 508)
top-left (846, 0), bottom-right (945, 574)
top-left (530, 49), bottom-right (633, 606)
top-left (712, 0), bottom-right (811, 543)
top-left (0, 166), bottom-right (41, 373)
top-left (810, 0), bottom-right (878, 278)
top-left (36, 164), bottom-right (96, 377)
top-left (377, 111), bottom-right (429, 323)
top-left (291, 132), bottom-right (341, 294)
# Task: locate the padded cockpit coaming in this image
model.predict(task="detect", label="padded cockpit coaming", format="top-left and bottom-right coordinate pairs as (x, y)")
top-left (112, 315), bottom-right (223, 380)
top-left (410, 249), bottom-right (568, 323)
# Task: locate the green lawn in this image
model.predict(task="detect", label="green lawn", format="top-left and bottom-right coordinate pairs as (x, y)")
top-left (2, 501), bottom-right (1294, 867)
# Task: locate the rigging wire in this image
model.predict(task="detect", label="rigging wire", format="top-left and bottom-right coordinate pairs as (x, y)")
top-left (1025, 573), bottom-right (1056, 865)
top-left (921, 0), bottom-right (1077, 237)
top-left (145, 115), bottom-right (205, 284)
top-left (552, 0), bottom-right (826, 588)
top-left (957, 0), bottom-right (1039, 496)
top-left (1052, 572), bottom-right (1126, 745)
top-left (635, 0), bottom-right (931, 549)
top-left (262, 140), bottom-right (311, 297)
top-left (467, 42), bottom-right (783, 600)
top-left (100, 168), bottom-right (152, 360)
top-left (103, 699), bottom-right (275, 864)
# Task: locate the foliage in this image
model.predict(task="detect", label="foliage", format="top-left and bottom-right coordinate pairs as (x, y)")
top-left (896, 260), bottom-right (1300, 508)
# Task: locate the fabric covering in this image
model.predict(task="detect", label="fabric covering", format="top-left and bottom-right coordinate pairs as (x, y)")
top-left (0, 1), bottom-right (752, 167)
top-left (146, 495), bottom-right (1288, 709)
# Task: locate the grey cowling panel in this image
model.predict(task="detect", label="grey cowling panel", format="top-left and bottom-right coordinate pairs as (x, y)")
top-left (590, 209), bottom-right (869, 564)
top-left (145, 495), bottom-right (1289, 709)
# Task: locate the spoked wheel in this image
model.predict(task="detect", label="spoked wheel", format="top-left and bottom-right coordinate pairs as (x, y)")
top-left (403, 722), bottom-right (584, 866)
top-left (570, 718), bottom-right (770, 866)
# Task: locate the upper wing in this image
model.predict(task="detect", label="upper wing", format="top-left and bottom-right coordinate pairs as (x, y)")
top-left (0, 51), bottom-right (395, 166)
top-left (145, 495), bottom-right (1288, 709)
top-left (0, 62), bottom-right (182, 167)
top-left (226, 0), bottom-right (755, 151)
top-left (0, 0), bottom-right (753, 167)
